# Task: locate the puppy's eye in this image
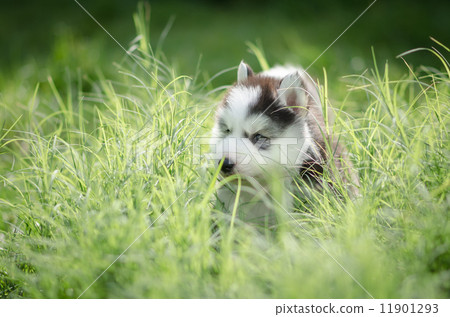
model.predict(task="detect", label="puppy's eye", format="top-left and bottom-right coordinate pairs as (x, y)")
top-left (224, 128), bottom-right (231, 134)
top-left (252, 133), bottom-right (269, 145)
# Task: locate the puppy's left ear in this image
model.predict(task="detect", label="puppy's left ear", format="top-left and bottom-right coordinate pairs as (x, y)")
top-left (237, 61), bottom-right (254, 83)
top-left (277, 72), bottom-right (308, 117)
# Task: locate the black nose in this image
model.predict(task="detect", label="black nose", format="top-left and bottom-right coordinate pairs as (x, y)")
top-left (220, 158), bottom-right (234, 174)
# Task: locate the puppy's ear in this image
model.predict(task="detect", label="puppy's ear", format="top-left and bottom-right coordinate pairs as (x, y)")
top-left (277, 72), bottom-right (308, 117)
top-left (237, 61), bottom-right (254, 83)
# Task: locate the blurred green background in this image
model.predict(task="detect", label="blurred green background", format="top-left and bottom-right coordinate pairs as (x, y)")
top-left (1, 0), bottom-right (449, 86)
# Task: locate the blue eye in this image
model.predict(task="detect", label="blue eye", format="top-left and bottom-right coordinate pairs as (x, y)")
top-left (252, 133), bottom-right (269, 144)
top-left (253, 133), bottom-right (262, 143)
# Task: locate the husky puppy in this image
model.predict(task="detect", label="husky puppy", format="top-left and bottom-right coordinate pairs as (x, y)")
top-left (210, 61), bottom-right (358, 225)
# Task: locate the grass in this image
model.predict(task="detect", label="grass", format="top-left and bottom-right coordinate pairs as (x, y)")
top-left (0, 5), bottom-right (449, 298)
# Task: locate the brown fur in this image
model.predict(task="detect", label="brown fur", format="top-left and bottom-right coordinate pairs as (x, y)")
top-left (301, 92), bottom-right (360, 196)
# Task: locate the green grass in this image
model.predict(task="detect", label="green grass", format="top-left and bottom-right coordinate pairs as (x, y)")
top-left (0, 6), bottom-right (449, 298)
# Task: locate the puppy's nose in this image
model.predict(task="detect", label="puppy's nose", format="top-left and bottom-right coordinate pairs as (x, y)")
top-left (220, 158), bottom-right (235, 174)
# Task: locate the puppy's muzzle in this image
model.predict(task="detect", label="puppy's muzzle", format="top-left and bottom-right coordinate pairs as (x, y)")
top-left (220, 157), bottom-right (235, 175)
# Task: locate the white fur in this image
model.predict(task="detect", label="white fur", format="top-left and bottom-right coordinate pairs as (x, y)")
top-left (228, 85), bottom-right (261, 123)
top-left (260, 65), bottom-right (299, 79)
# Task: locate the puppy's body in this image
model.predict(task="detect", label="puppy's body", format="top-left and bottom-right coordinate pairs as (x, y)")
top-left (211, 62), bottom-right (358, 225)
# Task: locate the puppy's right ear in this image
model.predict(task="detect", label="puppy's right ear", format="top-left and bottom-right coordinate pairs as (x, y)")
top-left (277, 72), bottom-right (308, 117)
top-left (237, 61), bottom-right (254, 83)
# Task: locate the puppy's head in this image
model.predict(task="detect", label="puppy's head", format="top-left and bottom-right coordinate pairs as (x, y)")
top-left (211, 61), bottom-right (318, 180)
